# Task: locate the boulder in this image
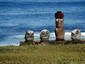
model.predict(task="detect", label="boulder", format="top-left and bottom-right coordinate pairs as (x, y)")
top-left (25, 30), bottom-right (34, 42)
top-left (71, 29), bottom-right (81, 41)
top-left (40, 29), bottom-right (50, 42)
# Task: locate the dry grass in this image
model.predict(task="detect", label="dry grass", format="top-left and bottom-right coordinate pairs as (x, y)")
top-left (0, 44), bottom-right (85, 64)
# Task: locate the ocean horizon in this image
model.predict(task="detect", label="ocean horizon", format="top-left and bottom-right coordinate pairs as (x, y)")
top-left (0, 1), bottom-right (85, 46)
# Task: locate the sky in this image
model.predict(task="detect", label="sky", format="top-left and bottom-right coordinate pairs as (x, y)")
top-left (0, 0), bottom-right (85, 2)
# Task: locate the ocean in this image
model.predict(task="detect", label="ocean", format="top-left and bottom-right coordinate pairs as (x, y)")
top-left (0, 2), bottom-right (85, 46)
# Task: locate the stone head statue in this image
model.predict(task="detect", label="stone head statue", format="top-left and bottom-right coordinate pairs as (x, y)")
top-left (55, 11), bottom-right (65, 41)
top-left (55, 11), bottom-right (64, 28)
top-left (40, 29), bottom-right (50, 42)
top-left (71, 29), bottom-right (81, 41)
top-left (25, 30), bottom-right (34, 42)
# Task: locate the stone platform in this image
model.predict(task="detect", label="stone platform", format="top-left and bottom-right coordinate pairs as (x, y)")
top-left (20, 40), bottom-right (85, 46)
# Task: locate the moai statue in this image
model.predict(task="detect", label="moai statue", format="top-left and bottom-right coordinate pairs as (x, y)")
top-left (71, 29), bottom-right (81, 41)
top-left (25, 30), bottom-right (34, 43)
top-left (40, 29), bottom-right (50, 43)
top-left (55, 11), bottom-right (65, 41)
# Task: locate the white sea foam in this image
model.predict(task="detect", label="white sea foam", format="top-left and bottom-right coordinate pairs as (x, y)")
top-left (12, 35), bottom-right (24, 39)
top-left (11, 32), bottom-right (85, 40)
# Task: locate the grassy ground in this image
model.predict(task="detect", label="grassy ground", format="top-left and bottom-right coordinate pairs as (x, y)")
top-left (0, 44), bottom-right (85, 64)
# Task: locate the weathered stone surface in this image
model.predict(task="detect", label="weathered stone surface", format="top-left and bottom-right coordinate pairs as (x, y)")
top-left (55, 11), bottom-right (65, 41)
top-left (25, 30), bottom-right (34, 42)
top-left (55, 27), bottom-right (65, 41)
top-left (40, 29), bottom-right (50, 42)
top-left (55, 11), bottom-right (64, 41)
top-left (71, 29), bottom-right (81, 41)
top-left (55, 11), bottom-right (64, 19)
top-left (55, 19), bottom-right (64, 28)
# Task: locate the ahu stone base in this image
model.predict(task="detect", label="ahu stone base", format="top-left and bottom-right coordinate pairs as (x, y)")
top-left (20, 40), bottom-right (85, 46)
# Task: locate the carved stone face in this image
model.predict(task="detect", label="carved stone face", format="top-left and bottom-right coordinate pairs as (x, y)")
top-left (25, 30), bottom-right (34, 41)
top-left (71, 29), bottom-right (81, 40)
top-left (40, 29), bottom-right (50, 41)
top-left (56, 18), bottom-right (64, 28)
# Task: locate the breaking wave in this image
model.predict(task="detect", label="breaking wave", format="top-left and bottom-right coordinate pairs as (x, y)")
top-left (12, 32), bottom-right (85, 40)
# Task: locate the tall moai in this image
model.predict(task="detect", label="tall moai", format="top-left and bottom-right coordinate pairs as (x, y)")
top-left (55, 11), bottom-right (65, 41)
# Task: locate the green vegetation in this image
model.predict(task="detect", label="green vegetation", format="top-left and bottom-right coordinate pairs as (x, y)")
top-left (0, 44), bottom-right (85, 64)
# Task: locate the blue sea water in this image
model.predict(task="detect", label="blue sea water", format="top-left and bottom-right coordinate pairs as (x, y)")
top-left (0, 2), bottom-right (85, 46)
